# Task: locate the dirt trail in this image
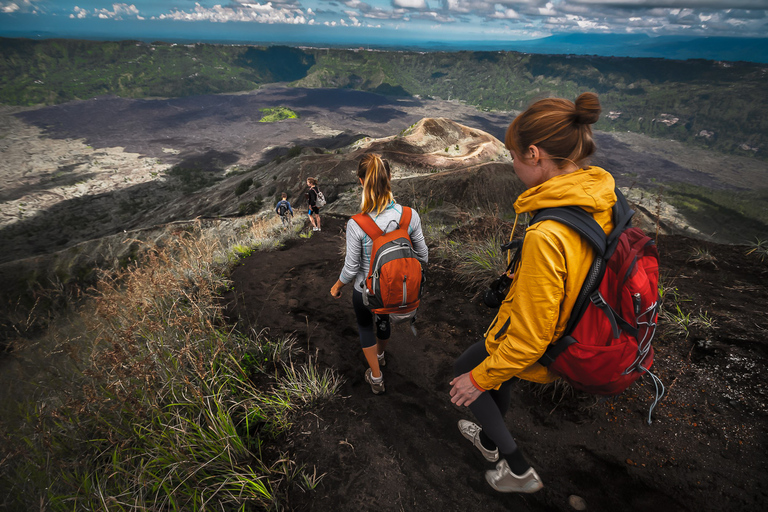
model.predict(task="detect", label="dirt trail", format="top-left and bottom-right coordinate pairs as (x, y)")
top-left (225, 215), bottom-right (768, 512)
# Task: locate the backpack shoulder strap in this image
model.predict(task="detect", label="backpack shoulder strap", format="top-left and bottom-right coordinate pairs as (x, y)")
top-left (399, 206), bottom-right (413, 231)
top-left (352, 213), bottom-right (384, 239)
top-left (532, 205), bottom-right (608, 256)
top-left (606, 188), bottom-right (635, 257)
top-left (531, 188), bottom-right (635, 258)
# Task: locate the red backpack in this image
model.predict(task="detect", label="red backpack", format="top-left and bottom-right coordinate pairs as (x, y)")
top-left (352, 207), bottom-right (424, 320)
top-left (533, 190), bottom-right (663, 422)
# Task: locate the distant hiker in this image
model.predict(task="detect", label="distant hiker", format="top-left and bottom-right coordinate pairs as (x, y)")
top-left (329, 154), bottom-right (428, 395)
top-left (275, 193), bottom-right (294, 229)
top-left (306, 177), bottom-right (323, 231)
top-left (450, 93), bottom-right (614, 494)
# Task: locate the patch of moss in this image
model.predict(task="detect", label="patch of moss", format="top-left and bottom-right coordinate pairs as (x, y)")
top-left (258, 107), bottom-right (299, 123)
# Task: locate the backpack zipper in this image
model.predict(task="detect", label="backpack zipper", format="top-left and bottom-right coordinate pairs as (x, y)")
top-left (370, 242), bottom-right (411, 298)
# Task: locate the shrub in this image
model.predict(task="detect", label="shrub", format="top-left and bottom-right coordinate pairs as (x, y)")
top-left (235, 177), bottom-right (253, 196)
top-left (238, 198), bottom-right (263, 216)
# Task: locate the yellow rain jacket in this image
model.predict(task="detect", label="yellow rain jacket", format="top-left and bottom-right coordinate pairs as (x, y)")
top-left (471, 166), bottom-right (617, 390)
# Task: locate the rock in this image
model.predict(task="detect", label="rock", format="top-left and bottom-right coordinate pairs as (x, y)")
top-left (568, 495), bottom-right (587, 510)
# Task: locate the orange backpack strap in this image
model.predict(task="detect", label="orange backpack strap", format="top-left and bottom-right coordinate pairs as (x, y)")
top-left (352, 213), bottom-right (383, 239)
top-left (399, 206), bottom-right (412, 231)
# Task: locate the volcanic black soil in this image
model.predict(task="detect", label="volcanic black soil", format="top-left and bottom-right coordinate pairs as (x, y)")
top-left (226, 214), bottom-right (768, 512)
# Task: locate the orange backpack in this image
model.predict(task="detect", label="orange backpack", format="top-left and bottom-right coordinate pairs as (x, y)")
top-left (352, 207), bottom-right (424, 318)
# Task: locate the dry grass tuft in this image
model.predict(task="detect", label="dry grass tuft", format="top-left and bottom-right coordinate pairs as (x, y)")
top-left (1, 215), bottom-right (341, 511)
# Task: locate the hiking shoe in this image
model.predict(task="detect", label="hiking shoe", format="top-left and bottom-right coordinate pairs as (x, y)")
top-left (312, 227), bottom-right (319, 231)
top-left (377, 351), bottom-right (386, 367)
top-left (364, 368), bottom-right (385, 395)
top-left (485, 459), bottom-right (543, 494)
top-left (458, 420), bottom-right (499, 462)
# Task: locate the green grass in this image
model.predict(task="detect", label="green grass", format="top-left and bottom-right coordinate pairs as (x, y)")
top-left (435, 229), bottom-right (512, 293)
top-left (258, 107), bottom-right (299, 123)
top-left (659, 182), bottom-right (768, 244)
top-left (0, 216), bottom-right (339, 510)
top-left (746, 237), bottom-right (768, 262)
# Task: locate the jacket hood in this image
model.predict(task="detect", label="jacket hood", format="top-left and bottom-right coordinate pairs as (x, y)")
top-left (513, 166), bottom-right (616, 215)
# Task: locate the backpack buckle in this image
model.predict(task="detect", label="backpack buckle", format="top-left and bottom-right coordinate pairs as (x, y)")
top-left (589, 291), bottom-right (607, 309)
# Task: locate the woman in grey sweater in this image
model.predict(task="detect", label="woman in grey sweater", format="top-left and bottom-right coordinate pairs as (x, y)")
top-left (330, 154), bottom-right (428, 394)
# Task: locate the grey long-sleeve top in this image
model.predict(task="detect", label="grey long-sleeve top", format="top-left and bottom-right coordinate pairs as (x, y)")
top-left (339, 200), bottom-right (429, 292)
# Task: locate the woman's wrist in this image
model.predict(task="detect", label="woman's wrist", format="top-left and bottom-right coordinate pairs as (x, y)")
top-left (469, 372), bottom-right (485, 392)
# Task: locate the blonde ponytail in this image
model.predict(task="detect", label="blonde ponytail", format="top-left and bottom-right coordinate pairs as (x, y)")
top-left (358, 154), bottom-right (393, 215)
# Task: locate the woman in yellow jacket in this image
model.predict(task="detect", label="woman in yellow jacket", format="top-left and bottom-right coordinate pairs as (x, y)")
top-left (449, 92), bottom-right (615, 493)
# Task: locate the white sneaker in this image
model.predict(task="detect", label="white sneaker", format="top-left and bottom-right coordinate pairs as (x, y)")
top-left (312, 227), bottom-right (319, 231)
top-left (364, 368), bottom-right (385, 395)
top-left (458, 420), bottom-right (499, 462)
top-left (485, 459), bottom-right (543, 493)
top-left (377, 351), bottom-right (386, 367)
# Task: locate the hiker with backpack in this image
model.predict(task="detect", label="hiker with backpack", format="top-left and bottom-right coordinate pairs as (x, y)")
top-left (275, 193), bottom-right (294, 229)
top-left (329, 154), bottom-right (428, 395)
top-left (306, 177), bottom-right (324, 231)
top-left (450, 92), bottom-right (660, 494)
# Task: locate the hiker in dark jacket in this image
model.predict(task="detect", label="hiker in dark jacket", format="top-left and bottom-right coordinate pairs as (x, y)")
top-left (275, 193), bottom-right (294, 228)
top-left (306, 177), bottom-right (321, 231)
top-left (329, 154), bottom-right (428, 395)
top-left (450, 93), bottom-right (614, 494)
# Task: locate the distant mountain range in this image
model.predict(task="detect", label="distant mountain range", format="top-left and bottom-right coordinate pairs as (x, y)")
top-left (1, 30), bottom-right (766, 64)
top-left (420, 34), bottom-right (768, 64)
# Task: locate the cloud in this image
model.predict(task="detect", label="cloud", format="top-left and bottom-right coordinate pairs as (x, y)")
top-left (393, 0), bottom-right (428, 8)
top-left (95, 4), bottom-right (141, 20)
top-left (66, 3), bottom-right (143, 20)
top-left (70, 6), bottom-right (87, 19)
top-left (570, 1), bottom-right (768, 8)
top-left (1, 0), bottom-right (40, 14)
top-left (489, 8), bottom-right (520, 20)
top-left (156, 1), bottom-right (311, 24)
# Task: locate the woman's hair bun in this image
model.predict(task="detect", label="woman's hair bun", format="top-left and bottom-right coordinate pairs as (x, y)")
top-left (574, 92), bottom-right (601, 125)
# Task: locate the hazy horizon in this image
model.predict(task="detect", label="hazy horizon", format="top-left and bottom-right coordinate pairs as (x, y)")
top-left (2, 1), bottom-right (768, 63)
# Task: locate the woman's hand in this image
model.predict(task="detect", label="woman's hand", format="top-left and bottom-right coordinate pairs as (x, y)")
top-left (330, 280), bottom-right (344, 299)
top-left (450, 372), bottom-right (483, 407)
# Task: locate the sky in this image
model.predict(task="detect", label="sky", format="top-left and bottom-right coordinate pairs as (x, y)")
top-left (1, 1), bottom-right (767, 46)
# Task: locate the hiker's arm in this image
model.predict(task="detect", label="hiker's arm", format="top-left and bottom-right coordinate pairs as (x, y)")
top-left (330, 279), bottom-right (344, 299)
top-left (338, 219), bottom-right (364, 287)
top-left (471, 230), bottom-right (566, 390)
top-left (408, 210), bottom-right (429, 264)
top-left (449, 372), bottom-right (483, 407)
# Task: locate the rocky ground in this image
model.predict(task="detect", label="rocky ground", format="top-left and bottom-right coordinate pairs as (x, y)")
top-left (225, 215), bottom-right (768, 512)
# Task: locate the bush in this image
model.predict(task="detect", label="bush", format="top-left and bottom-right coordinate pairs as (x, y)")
top-left (238, 198), bottom-right (263, 216)
top-left (235, 177), bottom-right (253, 196)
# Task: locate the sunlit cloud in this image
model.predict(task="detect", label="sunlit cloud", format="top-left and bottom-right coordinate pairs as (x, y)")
top-left (156, 1), bottom-right (310, 24)
top-left (1, 0), bottom-right (41, 14)
top-left (393, 0), bottom-right (428, 8)
top-left (2, 0), bottom-right (767, 39)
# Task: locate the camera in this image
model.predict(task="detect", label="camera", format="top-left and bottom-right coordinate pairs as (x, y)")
top-left (483, 272), bottom-right (512, 308)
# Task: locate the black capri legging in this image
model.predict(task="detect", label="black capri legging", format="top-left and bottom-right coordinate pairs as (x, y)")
top-left (454, 341), bottom-right (519, 454)
top-left (352, 288), bottom-right (390, 348)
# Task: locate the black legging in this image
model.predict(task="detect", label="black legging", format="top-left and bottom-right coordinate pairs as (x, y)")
top-left (454, 341), bottom-right (518, 454)
top-left (352, 288), bottom-right (390, 349)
